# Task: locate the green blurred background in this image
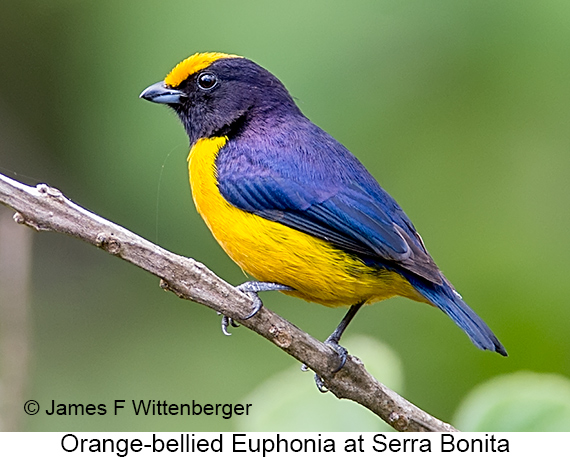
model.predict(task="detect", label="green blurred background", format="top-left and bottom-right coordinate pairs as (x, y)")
top-left (1, 0), bottom-right (570, 431)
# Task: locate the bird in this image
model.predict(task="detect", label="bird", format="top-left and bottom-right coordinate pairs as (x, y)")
top-left (140, 52), bottom-right (507, 383)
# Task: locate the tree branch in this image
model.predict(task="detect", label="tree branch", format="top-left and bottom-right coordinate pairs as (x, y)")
top-left (0, 172), bottom-right (457, 432)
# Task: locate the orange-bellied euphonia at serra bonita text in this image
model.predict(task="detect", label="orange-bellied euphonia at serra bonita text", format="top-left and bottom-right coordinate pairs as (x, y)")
top-left (140, 52), bottom-right (506, 377)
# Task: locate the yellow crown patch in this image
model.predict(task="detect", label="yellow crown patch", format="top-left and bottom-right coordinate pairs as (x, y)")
top-left (164, 52), bottom-right (241, 88)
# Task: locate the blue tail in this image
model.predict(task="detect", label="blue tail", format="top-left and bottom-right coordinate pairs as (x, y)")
top-left (404, 274), bottom-right (507, 356)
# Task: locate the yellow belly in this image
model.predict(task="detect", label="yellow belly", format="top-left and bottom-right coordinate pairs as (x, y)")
top-left (188, 136), bottom-right (425, 308)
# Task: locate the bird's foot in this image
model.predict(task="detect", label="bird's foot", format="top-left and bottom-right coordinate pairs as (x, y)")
top-left (218, 312), bottom-right (241, 336)
top-left (218, 281), bottom-right (293, 336)
top-left (310, 335), bottom-right (349, 392)
top-left (303, 302), bottom-right (363, 391)
top-left (324, 334), bottom-right (349, 373)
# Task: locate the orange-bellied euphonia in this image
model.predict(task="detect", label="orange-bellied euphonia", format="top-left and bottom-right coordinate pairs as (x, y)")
top-left (140, 52), bottom-right (506, 377)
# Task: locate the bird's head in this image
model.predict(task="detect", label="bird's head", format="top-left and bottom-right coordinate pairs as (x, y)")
top-left (140, 52), bottom-right (300, 144)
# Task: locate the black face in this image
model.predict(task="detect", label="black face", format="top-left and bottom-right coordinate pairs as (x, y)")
top-left (168, 58), bottom-right (300, 144)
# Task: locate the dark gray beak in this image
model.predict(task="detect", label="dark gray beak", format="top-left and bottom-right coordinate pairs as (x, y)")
top-left (139, 81), bottom-right (186, 104)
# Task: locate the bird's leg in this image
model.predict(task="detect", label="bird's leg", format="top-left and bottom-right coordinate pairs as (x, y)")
top-left (220, 281), bottom-right (294, 335)
top-left (310, 301), bottom-right (365, 392)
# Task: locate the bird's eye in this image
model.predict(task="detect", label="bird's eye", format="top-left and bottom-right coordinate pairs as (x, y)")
top-left (197, 73), bottom-right (218, 90)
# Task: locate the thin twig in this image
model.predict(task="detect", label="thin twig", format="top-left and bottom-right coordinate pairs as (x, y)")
top-left (0, 206), bottom-right (33, 431)
top-left (0, 172), bottom-right (457, 432)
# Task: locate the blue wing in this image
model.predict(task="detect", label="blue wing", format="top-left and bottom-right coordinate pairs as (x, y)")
top-left (215, 121), bottom-right (506, 355)
top-left (216, 121), bottom-right (442, 284)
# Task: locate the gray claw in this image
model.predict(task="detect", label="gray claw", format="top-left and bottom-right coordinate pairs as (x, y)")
top-left (219, 313), bottom-right (240, 336)
top-left (236, 281), bottom-right (293, 320)
top-left (311, 338), bottom-right (349, 392)
top-left (217, 281), bottom-right (294, 336)
top-left (242, 294), bottom-right (263, 319)
top-left (314, 374), bottom-right (328, 393)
